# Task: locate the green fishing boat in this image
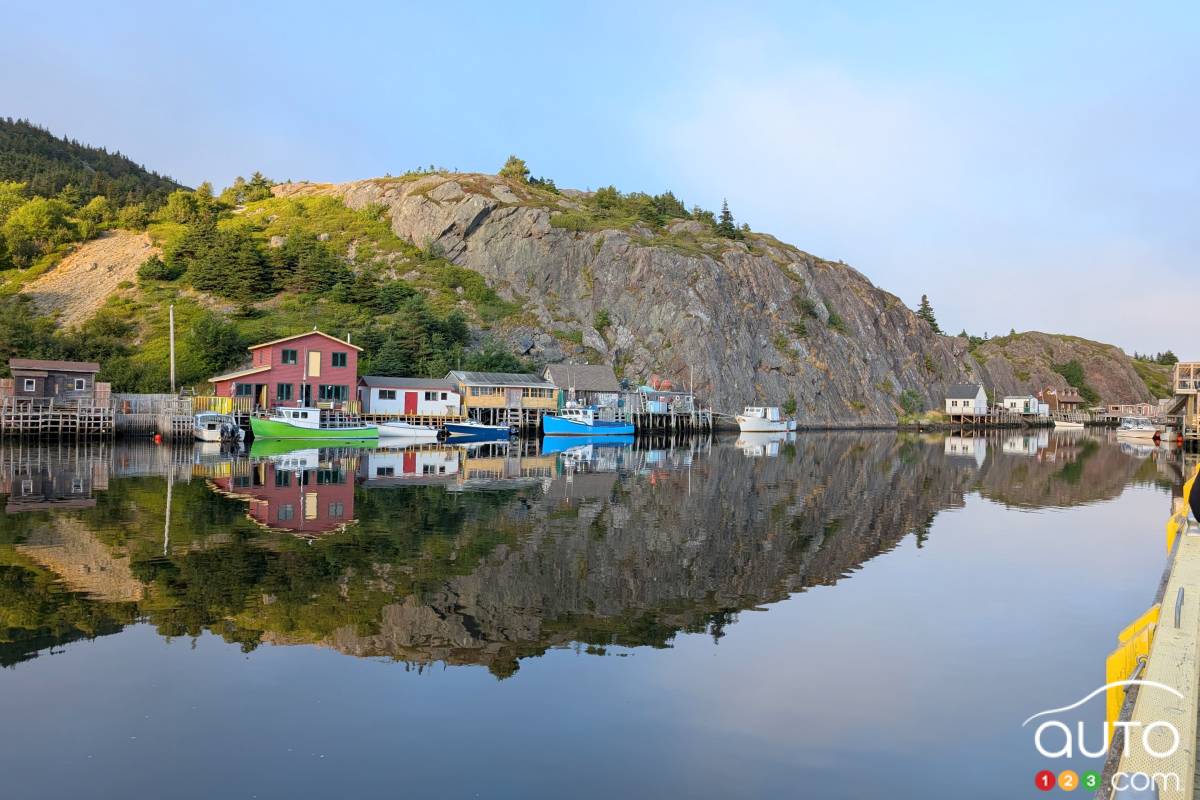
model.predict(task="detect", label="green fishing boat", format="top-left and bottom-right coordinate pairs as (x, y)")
top-left (250, 407), bottom-right (379, 441)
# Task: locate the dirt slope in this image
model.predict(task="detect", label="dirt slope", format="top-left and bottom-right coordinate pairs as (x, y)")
top-left (22, 230), bottom-right (157, 328)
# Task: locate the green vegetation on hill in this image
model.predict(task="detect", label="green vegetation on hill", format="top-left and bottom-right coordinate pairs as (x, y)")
top-left (0, 118), bottom-right (180, 206)
top-left (1, 176), bottom-right (531, 390)
top-left (1051, 359), bottom-right (1100, 404)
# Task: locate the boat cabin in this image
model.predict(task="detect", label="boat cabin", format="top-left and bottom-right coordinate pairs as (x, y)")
top-left (742, 406), bottom-right (783, 422)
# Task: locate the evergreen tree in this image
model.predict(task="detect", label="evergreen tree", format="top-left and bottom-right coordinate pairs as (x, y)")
top-left (498, 155), bottom-right (529, 182)
top-left (916, 294), bottom-right (942, 333)
top-left (715, 199), bottom-right (739, 238)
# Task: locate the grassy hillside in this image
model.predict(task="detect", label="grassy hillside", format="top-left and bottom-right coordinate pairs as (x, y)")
top-left (3, 180), bottom-right (532, 391)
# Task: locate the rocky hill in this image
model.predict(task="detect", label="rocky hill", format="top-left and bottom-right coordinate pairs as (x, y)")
top-left (968, 331), bottom-right (1168, 404)
top-left (275, 174), bottom-right (1167, 419)
top-left (276, 174), bottom-right (979, 421)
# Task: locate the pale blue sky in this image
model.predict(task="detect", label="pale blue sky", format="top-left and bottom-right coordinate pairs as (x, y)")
top-left (4, 1), bottom-right (1195, 353)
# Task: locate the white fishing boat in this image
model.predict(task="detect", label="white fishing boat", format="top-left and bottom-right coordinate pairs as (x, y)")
top-left (736, 406), bottom-right (792, 433)
top-left (193, 412), bottom-right (244, 443)
top-left (1116, 416), bottom-right (1159, 440)
top-left (1053, 419), bottom-right (1085, 430)
top-left (377, 420), bottom-right (442, 438)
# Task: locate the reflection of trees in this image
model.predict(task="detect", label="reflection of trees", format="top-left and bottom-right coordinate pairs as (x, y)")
top-left (975, 434), bottom-right (1150, 509)
top-left (0, 434), bottom-right (1161, 676)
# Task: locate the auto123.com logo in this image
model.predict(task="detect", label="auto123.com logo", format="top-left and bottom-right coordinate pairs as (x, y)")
top-left (1023, 679), bottom-right (1183, 793)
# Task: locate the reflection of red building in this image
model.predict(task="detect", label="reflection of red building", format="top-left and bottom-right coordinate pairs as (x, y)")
top-left (212, 458), bottom-right (356, 537)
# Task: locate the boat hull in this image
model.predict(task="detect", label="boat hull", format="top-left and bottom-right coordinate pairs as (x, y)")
top-left (250, 417), bottom-right (379, 441)
top-left (444, 422), bottom-right (512, 441)
top-left (543, 415), bottom-right (634, 436)
top-left (1116, 429), bottom-right (1158, 440)
top-left (736, 416), bottom-right (789, 433)
top-left (378, 422), bottom-right (440, 438)
top-left (1053, 421), bottom-right (1085, 430)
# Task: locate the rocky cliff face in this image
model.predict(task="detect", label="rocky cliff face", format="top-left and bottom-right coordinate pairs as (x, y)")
top-left (276, 176), bottom-right (975, 422)
top-left (968, 331), bottom-right (1156, 404)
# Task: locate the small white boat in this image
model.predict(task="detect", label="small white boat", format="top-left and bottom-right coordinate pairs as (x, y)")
top-left (194, 412), bottom-right (244, 443)
top-left (736, 406), bottom-right (792, 433)
top-left (378, 421), bottom-right (442, 438)
top-left (1116, 417), bottom-right (1159, 440)
top-left (1053, 419), bottom-right (1085, 430)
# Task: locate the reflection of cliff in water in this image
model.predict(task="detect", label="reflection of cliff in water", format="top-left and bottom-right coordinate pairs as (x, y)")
top-left (270, 434), bottom-right (980, 676)
top-left (0, 434), bottom-right (1168, 676)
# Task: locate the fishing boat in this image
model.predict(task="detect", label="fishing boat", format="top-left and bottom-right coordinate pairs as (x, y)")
top-left (193, 412), bottom-right (245, 443)
top-left (543, 407), bottom-right (634, 436)
top-left (1052, 419), bottom-right (1085, 430)
top-left (444, 420), bottom-right (515, 441)
top-left (735, 406), bottom-right (792, 433)
top-left (250, 407), bottom-right (379, 441)
top-left (377, 420), bottom-right (443, 438)
top-left (1116, 417), bottom-right (1159, 440)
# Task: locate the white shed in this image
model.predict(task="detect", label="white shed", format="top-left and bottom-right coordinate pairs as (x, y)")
top-left (358, 376), bottom-right (462, 416)
top-left (1002, 395), bottom-right (1040, 415)
top-left (945, 384), bottom-right (988, 416)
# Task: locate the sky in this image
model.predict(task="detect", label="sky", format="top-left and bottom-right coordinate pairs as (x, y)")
top-left (4, 1), bottom-right (1196, 354)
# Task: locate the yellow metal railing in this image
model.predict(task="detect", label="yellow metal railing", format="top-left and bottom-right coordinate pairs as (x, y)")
top-left (192, 396), bottom-right (253, 414)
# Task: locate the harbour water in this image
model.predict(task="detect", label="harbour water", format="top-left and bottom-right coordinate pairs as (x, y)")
top-left (0, 431), bottom-right (1190, 799)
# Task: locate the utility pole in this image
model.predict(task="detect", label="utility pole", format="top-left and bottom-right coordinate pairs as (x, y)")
top-left (168, 303), bottom-right (176, 394)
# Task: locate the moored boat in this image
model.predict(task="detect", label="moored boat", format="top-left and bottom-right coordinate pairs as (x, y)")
top-left (194, 412), bottom-right (244, 443)
top-left (250, 407), bottom-right (379, 441)
top-left (444, 420), bottom-right (515, 441)
top-left (1116, 416), bottom-right (1159, 440)
top-left (1052, 419), bottom-right (1085, 430)
top-left (543, 407), bottom-right (634, 436)
top-left (735, 406), bottom-right (792, 433)
top-left (378, 420), bottom-right (442, 438)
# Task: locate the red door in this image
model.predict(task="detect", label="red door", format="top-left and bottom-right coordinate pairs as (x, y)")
top-left (404, 391), bottom-right (418, 414)
top-left (403, 452), bottom-right (416, 474)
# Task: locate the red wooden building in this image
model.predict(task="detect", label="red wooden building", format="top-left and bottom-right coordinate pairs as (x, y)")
top-left (208, 330), bottom-right (361, 410)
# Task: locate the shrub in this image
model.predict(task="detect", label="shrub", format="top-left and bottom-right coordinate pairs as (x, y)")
top-left (826, 310), bottom-right (847, 333)
top-left (137, 255), bottom-right (184, 281)
top-left (898, 389), bottom-right (923, 415)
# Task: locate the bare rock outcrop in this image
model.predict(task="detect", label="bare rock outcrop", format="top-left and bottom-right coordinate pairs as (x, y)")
top-left (277, 176), bottom-right (983, 422)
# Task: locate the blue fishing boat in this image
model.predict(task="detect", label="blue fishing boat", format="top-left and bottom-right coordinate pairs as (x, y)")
top-left (543, 407), bottom-right (634, 436)
top-left (444, 420), bottom-right (515, 441)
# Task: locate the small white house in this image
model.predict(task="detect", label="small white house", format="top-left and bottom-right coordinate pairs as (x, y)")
top-left (945, 384), bottom-right (988, 417)
top-left (358, 376), bottom-right (461, 416)
top-left (1002, 395), bottom-right (1040, 415)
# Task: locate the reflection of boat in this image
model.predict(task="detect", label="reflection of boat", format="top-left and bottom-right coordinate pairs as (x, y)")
top-left (249, 438), bottom-right (377, 459)
top-left (735, 432), bottom-right (788, 457)
top-left (445, 420), bottom-right (514, 441)
top-left (735, 406), bottom-right (792, 433)
top-left (194, 412), bottom-right (245, 443)
top-left (1116, 417), bottom-right (1159, 440)
top-left (543, 407), bottom-right (634, 436)
top-left (1053, 420), bottom-right (1085, 430)
top-left (540, 435), bottom-right (634, 455)
top-left (250, 407), bottom-right (378, 440)
top-left (378, 421), bottom-right (441, 438)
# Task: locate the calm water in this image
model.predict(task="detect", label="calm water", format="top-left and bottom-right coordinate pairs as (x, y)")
top-left (0, 431), bottom-right (1191, 799)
